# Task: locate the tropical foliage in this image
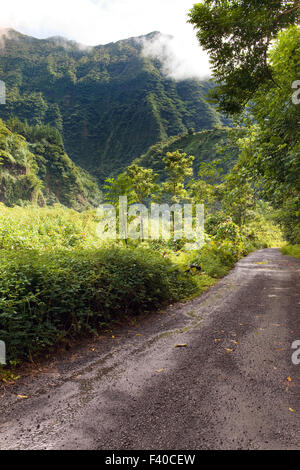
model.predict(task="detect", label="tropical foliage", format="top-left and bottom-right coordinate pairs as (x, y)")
top-left (190, 1), bottom-right (300, 244)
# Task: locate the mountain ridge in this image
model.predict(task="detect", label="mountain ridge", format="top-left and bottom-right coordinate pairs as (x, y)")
top-left (1, 28), bottom-right (165, 48)
top-left (0, 29), bottom-right (228, 185)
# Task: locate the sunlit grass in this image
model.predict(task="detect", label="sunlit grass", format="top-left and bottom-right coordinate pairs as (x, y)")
top-left (281, 245), bottom-right (300, 258)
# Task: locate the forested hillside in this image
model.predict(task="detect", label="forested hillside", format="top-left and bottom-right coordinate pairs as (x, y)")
top-left (0, 118), bottom-right (101, 208)
top-left (135, 127), bottom-right (241, 180)
top-left (0, 29), bottom-right (228, 184)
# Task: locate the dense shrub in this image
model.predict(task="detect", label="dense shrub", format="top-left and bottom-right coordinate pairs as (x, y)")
top-left (281, 245), bottom-right (300, 258)
top-left (215, 220), bottom-right (241, 242)
top-left (0, 247), bottom-right (198, 362)
top-left (190, 239), bottom-right (254, 279)
top-left (205, 212), bottom-right (229, 237)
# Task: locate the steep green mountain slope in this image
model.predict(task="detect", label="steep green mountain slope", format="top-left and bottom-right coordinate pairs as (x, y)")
top-left (0, 119), bottom-right (101, 208)
top-left (135, 127), bottom-right (240, 180)
top-left (0, 29), bottom-right (228, 184)
top-left (0, 119), bottom-right (41, 206)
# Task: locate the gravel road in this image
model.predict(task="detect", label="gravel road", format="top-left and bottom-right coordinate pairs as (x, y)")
top-left (1, 248), bottom-right (300, 450)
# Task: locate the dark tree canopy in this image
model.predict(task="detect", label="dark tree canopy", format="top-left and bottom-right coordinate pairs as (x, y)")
top-left (189, 1), bottom-right (300, 114)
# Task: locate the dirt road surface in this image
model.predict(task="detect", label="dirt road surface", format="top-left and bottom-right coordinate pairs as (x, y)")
top-left (1, 248), bottom-right (300, 450)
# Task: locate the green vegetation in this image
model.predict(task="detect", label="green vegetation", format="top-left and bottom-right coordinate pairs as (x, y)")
top-left (0, 144), bottom-right (283, 366)
top-left (281, 245), bottom-right (300, 258)
top-left (0, 119), bottom-right (42, 206)
top-left (189, 0), bottom-right (300, 114)
top-left (0, 201), bottom-right (280, 365)
top-left (0, 204), bottom-right (100, 250)
top-left (0, 17), bottom-right (292, 372)
top-left (0, 204), bottom-right (198, 363)
top-left (0, 246), bottom-right (199, 362)
top-left (135, 127), bottom-right (240, 180)
top-left (0, 119), bottom-right (101, 208)
top-left (190, 1), bottom-right (300, 246)
top-left (0, 30), bottom-right (228, 184)
top-left (159, 150), bottom-right (194, 204)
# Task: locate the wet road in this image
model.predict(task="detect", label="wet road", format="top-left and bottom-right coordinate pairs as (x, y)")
top-left (1, 248), bottom-right (300, 450)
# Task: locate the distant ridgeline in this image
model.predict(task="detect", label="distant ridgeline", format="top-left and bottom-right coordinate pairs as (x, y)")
top-left (0, 29), bottom-right (231, 187)
top-left (0, 119), bottom-right (101, 208)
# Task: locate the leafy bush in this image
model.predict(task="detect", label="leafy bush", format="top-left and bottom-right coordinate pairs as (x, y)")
top-left (206, 205), bottom-right (284, 249)
top-left (190, 239), bottom-right (253, 279)
top-left (0, 246), bottom-right (198, 362)
top-left (276, 197), bottom-right (300, 245)
top-left (281, 245), bottom-right (300, 258)
top-left (215, 220), bottom-right (241, 242)
top-left (242, 209), bottom-right (284, 248)
top-left (205, 212), bottom-right (230, 237)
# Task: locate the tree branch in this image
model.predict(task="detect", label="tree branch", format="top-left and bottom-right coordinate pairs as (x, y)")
top-left (276, 2), bottom-right (300, 19)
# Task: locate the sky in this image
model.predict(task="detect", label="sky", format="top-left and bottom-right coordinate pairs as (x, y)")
top-left (0, 0), bottom-right (211, 80)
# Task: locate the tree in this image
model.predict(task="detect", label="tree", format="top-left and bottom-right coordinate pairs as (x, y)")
top-left (126, 164), bottom-right (158, 240)
top-left (103, 173), bottom-right (134, 207)
top-left (188, 160), bottom-right (224, 211)
top-left (190, 1), bottom-right (300, 241)
top-left (103, 173), bottom-right (136, 243)
top-left (232, 27), bottom-right (300, 238)
top-left (189, 1), bottom-right (300, 114)
top-left (221, 162), bottom-right (256, 226)
top-left (198, 160), bottom-right (224, 186)
top-left (126, 164), bottom-right (158, 205)
top-left (160, 151), bottom-right (194, 204)
top-left (159, 150), bottom-right (194, 237)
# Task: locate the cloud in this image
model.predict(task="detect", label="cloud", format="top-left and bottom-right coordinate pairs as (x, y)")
top-left (0, 0), bottom-right (211, 79)
top-left (0, 27), bottom-right (17, 48)
top-left (140, 33), bottom-right (211, 81)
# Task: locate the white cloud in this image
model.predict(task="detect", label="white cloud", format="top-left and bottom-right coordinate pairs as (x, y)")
top-left (0, 0), bottom-right (211, 79)
top-left (140, 33), bottom-right (211, 81)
